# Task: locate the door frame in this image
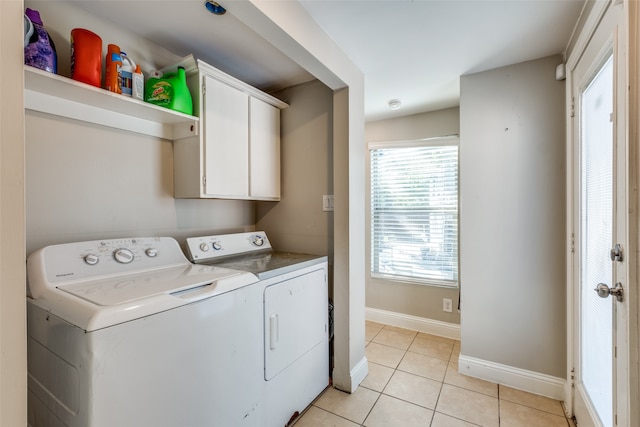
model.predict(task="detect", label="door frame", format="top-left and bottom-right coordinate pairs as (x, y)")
top-left (626, 1), bottom-right (640, 424)
top-left (565, 0), bottom-right (639, 425)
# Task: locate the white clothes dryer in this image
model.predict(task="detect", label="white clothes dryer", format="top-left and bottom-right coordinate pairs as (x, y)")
top-left (186, 231), bottom-right (329, 426)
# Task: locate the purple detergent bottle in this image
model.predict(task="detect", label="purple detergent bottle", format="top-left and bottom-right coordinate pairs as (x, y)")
top-left (24, 8), bottom-right (57, 74)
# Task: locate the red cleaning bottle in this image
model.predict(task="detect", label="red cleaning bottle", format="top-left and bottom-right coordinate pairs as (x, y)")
top-left (70, 28), bottom-right (102, 87)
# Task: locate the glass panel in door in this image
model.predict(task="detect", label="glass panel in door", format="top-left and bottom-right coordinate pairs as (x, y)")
top-left (579, 54), bottom-right (613, 427)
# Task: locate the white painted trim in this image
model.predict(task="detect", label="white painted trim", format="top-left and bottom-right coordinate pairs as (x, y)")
top-left (368, 135), bottom-right (459, 150)
top-left (365, 307), bottom-right (460, 340)
top-left (333, 355), bottom-right (369, 394)
top-left (458, 355), bottom-right (567, 402)
top-left (564, 0), bottom-right (612, 417)
top-left (566, 0), bottom-right (611, 71)
top-left (350, 356), bottom-right (369, 393)
top-left (574, 384), bottom-right (599, 427)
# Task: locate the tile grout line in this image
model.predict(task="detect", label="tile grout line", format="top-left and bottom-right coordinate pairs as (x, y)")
top-left (360, 387), bottom-right (383, 426)
top-left (497, 380), bottom-right (502, 426)
top-left (373, 325), bottom-right (461, 426)
top-left (309, 404), bottom-right (357, 426)
top-left (360, 324), bottom-right (386, 426)
top-left (429, 355), bottom-right (444, 427)
top-left (395, 332), bottom-right (446, 427)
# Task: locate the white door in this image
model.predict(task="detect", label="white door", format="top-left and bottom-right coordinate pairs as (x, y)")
top-left (569, 2), bottom-right (629, 426)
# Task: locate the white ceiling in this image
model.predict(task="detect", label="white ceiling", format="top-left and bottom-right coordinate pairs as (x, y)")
top-left (74, 0), bottom-right (585, 121)
top-left (300, 0), bottom-right (585, 121)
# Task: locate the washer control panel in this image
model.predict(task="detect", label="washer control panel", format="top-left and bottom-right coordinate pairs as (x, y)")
top-left (80, 239), bottom-right (166, 266)
top-left (29, 237), bottom-right (189, 286)
top-left (186, 231), bottom-right (272, 261)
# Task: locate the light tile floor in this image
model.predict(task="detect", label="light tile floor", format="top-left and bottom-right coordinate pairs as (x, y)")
top-left (293, 321), bottom-right (575, 427)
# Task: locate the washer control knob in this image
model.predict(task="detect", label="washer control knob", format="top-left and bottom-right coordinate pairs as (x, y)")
top-left (252, 235), bottom-right (264, 246)
top-left (145, 248), bottom-right (158, 258)
top-left (200, 243), bottom-right (210, 252)
top-left (212, 241), bottom-right (222, 251)
top-left (84, 254), bottom-right (99, 265)
top-left (113, 248), bottom-right (134, 264)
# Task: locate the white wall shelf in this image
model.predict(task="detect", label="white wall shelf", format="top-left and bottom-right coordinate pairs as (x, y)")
top-left (24, 66), bottom-right (199, 141)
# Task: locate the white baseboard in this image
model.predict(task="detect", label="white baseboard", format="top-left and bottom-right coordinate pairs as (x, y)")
top-left (333, 355), bottom-right (369, 394)
top-left (365, 307), bottom-right (460, 340)
top-left (458, 354), bottom-right (566, 401)
top-left (351, 356), bottom-right (369, 392)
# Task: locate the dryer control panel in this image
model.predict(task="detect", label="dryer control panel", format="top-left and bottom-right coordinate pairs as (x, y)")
top-left (186, 231), bottom-right (272, 262)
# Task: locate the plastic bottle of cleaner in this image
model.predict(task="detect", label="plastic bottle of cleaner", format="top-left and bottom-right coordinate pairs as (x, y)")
top-left (24, 8), bottom-right (57, 73)
top-left (23, 14), bottom-right (34, 47)
top-left (120, 52), bottom-right (136, 97)
top-left (132, 65), bottom-right (144, 101)
top-left (105, 44), bottom-right (122, 94)
top-left (145, 66), bottom-right (193, 115)
top-left (70, 28), bottom-right (102, 87)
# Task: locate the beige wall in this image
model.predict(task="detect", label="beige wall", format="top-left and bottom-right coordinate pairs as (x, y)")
top-left (0, 1), bottom-right (27, 426)
top-left (365, 108), bottom-right (462, 324)
top-left (25, 112), bottom-right (255, 254)
top-left (256, 80), bottom-right (334, 291)
top-left (365, 108), bottom-right (460, 142)
top-left (460, 55), bottom-right (566, 378)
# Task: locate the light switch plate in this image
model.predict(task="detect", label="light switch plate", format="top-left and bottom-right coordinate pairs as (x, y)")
top-left (323, 195), bottom-right (334, 212)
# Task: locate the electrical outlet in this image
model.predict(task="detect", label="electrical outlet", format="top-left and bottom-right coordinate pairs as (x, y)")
top-left (443, 298), bottom-right (453, 313)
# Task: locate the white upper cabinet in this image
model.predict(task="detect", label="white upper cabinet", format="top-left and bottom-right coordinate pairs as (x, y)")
top-left (174, 59), bottom-right (287, 200)
top-left (249, 97), bottom-right (281, 199)
top-left (203, 75), bottom-right (250, 198)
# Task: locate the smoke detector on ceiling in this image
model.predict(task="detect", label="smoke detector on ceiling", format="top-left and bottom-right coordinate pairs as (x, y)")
top-left (388, 99), bottom-right (402, 110)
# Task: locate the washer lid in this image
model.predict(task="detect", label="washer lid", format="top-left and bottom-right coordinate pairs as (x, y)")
top-left (58, 264), bottom-right (244, 306)
top-left (31, 264), bottom-right (258, 332)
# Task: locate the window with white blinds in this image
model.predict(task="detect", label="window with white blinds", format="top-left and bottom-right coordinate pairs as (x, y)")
top-left (369, 136), bottom-right (459, 286)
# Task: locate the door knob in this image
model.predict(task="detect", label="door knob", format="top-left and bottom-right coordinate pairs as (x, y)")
top-left (594, 282), bottom-right (624, 302)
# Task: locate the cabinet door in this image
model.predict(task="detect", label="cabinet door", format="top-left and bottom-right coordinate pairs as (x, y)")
top-left (249, 97), bottom-right (280, 200)
top-left (203, 75), bottom-right (249, 197)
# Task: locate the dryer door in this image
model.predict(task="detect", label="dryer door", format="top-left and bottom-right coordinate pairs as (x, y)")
top-left (264, 268), bottom-right (327, 380)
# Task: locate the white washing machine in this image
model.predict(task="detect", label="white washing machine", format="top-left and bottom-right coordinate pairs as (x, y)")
top-left (185, 232), bottom-right (329, 426)
top-left (26, 237), bottom-right (265, 427)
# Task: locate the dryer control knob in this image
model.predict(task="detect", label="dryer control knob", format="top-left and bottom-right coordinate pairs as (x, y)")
top-left (113, 248), bottom-right (134, 264)
top-left (252, 235), bottom-right (264, 246)
top-left (146, 248), bottom-right (158, 257)
top-left (212, 241), bottom-right (222, 251)
top-left (84, 254), bottom-right (99, 265)
top-left (200, 243), bottom-right (210, 252)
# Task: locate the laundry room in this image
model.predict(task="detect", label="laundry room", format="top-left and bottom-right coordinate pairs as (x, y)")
top-left (23, 1), bottom-right (334, 261)
top-left (22, 1), bottom-right (343, 426)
